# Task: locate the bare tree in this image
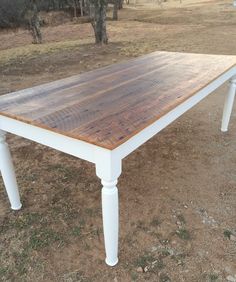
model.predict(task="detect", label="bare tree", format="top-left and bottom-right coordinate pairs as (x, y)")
top-left (88, 0), bottom-right (108, 44)
top-left (0, 0), bottom-right (110, 44)
top-left (73, 0), bottom-right (78, 18)
top-left (79, 0), bottom-right (84, 16)
top-left (113, 0), bottom-right (118, 20)
top-left (118, 0), bottom-right (123, 9)
top-left (27, 0), bottom-right (42, 44)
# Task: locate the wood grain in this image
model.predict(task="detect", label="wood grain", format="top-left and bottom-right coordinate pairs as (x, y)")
top-left (0, 51), bottom-right (236, 149)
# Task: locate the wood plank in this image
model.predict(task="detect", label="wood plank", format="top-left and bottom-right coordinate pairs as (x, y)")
top-left (0, 54), bottom-right (172, 119)
top-left (0, 51), bottom-right (236, 149)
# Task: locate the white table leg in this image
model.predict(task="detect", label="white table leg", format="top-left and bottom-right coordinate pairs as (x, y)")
top-left (221, 77), bottom-right (236, 132)
top-left (95, 151), bottom-right (121, 266)
top-left (0, 130), bottom-right (22, 210)
top-left (101, 179), bottom-right (119, 266)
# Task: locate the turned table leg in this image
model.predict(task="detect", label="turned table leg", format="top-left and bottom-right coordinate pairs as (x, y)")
top-left (221, 77), bottom-right (236, 132)
top-left (96, 151), bottom-right (121, 266)
top-left (0, 130), bottom-right (22, 210)
top-left (101, 179), bottom-right (119, 266)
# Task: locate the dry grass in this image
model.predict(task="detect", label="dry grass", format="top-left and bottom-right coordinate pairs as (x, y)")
top-left (0, 39), bottom-right (93, 66)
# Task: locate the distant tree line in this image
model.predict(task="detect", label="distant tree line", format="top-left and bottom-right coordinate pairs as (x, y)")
top-left (0, 0), bottom-right (28, 28)
top-left (0, 0), bottom-right (124, 44)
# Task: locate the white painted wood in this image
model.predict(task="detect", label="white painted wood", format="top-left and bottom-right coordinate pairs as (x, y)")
top-left (95, 149), bottom-right (121, 266)
top-left (101, 179), bottom-right (119, 266)
top-left (221, 77), bottom-right (236, 132)
top-left (0, 130), bottom-right (22, 210)
top-left (0, 115), bottom-right (107, 163)
top-left (113, 67), bottom-right (236, 159)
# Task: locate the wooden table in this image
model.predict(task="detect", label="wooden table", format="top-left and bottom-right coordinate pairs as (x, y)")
top-left (0, 51), bottom-right (236, 266)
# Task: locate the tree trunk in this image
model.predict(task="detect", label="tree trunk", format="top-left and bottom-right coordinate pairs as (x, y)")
top-left (29, 0), bottom-right (42, 44)
top-left (89, 0), bottom-right (108, 44)
top-left (118, 0), bottom-right (123, 9)
top-left (80, 0), bottom-right (84, 16)
top-left (73, 0), bottom-right (77, 18)
top-left (113, 0), bottom-right (118, 20)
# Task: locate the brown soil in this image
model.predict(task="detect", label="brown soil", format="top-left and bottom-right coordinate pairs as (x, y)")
top-left (0, 1), bottom-right (236, 281)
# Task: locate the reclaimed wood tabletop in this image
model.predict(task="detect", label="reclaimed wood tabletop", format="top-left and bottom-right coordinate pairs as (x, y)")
top-left (0, 51), bottom-right (236, 149)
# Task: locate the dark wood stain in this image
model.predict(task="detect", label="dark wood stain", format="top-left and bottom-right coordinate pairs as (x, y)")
top-left (0, 51), bottom-right (236, 150)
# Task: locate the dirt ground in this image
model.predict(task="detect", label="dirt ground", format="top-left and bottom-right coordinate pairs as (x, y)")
top-left (0, 0), bottom-right (236, 281)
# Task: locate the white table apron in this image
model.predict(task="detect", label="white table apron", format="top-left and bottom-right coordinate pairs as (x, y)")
top-left (0, 68), bottom-right (236, 266)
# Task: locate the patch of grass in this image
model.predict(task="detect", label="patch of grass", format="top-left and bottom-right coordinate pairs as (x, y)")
top-left (171, 252), bottom-right (186, 261)
top-left (131, 272), bottom-right (138, 281)
top-left (0, 213), bottom-right (43, 235)
top-left (62, 270), bottom-right (88, 282)
top-left (120, 42), bottom-right (155, 58)
top-left (151, 259), bottom-right (165, 273)
top-left (91, 227), bottom-right (102, 237)
top-left (134, 254), bottom-right (155, 268)
top-left (63, 207), bottom-right (79, 220)
top-left (160, 249), bottom-right (171, 257)
top-left (171, 252), bottom-right (186, 266)
top-left (83, 242), bottom-right (91, 251)
top-left (136, 220), bottom-right (149, 232)
top-left (13, 249), bottom-right (30, 276)
top-left (47, 163), bottom-right (80, 183)
top-left (0, 39), bottom-right (92, 66)
top-left (84, 208), bottom-right (100, 218)
top-left (209, 273), bottom-right (219, 281)
top-left (150, 216), bottom-right (161, 227)
top-left (0, 267), bottom-right (8, 278)
top-left (29, 228), bottom-right (64, 250)
top-left (51, 201), bottom-right (80, 221)
top-left (176, 214), bottom-right (186, 224)
top-left (12, 213), bottom-right (42, 229)
top-left (159, 273), bottom-right (171, 282)
top-left (85, 208), bottom-right (95, 217)
top-left (223, 229), bottom-right (232, 239)
top-left (176, 228), bottom-right (191, 240)
top-left (72, 226), bottom-right (82, 237)
top-left (24, 173), bottom-right (38, 182)
top-left (124, 234), bottom-right (135, 245)
top-left (160, 238), bottom-right (169, 245)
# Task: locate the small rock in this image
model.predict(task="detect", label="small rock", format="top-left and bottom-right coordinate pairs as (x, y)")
top-left (136, 267), bottom-right (143, 273)
top-left (144, 266), bottom-right (149, 273)
top-left (176, 221), bottom-right (181, 225)
top-left (230, 234), bottom-right (236, 241)
top-left (171, 240), bottom-right (177, 246)
top-left (226, 275), bottom-right (236, 282)
top-left (225, 267), bottom-right (232, 273)
top-left (161, 186), bottom-right (168, 190)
